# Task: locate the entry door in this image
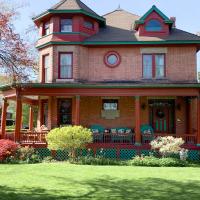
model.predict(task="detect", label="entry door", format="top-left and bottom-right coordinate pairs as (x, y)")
top-left (149, 100), bottom-right (175, 133)
top-left (58, 99), bottom-right (72, 126)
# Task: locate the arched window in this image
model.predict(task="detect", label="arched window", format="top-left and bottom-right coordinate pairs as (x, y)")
top-left (145, 19), bottom-right (162, 32)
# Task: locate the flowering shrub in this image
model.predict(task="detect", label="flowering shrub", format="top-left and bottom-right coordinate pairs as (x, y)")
top-left (46, 126), bottom-right (93, 160)
top-left (150, 136), bottom-right (184, 157)
top-left (0, 139), bottom-right (19, 162)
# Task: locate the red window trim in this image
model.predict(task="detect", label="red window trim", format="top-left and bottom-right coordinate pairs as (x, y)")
top-left (142, 53), bottom-right (166, 79)
top-left (104, 51), bottom-right (121, 68)
top-left (60, 18), bottom-right (73, 32)
top-left (42, 54), bottom-right (49, 83)
top-left (58, 52), bottom-right (73, 79)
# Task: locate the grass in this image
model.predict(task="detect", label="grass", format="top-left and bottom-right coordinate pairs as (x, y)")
top-left (0, 163), bottom-right (200, 200)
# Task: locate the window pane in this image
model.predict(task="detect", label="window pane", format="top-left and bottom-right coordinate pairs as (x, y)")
top-left (103, 100), bottom-right (118, 110)
top-left (143, 55), bottom-right (153, 78)
top-left (60, 54), bottom-right (72, 79)
top-left (107, 54), bottom-right (118, 65)
top-left (84, 21), bottom-right (93, 29)
top-left (44, 22), bottom-right (50, 35)
top-left (60, 54), bottom-right (72, 65)
top-left (61, 19), bottom-right (72, 32)
top-left (155, 55), bottom-right (165, 78)
top-left (43, 55), bottom-right (50, 82)
top-left (145, 20), bottom-right (162, 32)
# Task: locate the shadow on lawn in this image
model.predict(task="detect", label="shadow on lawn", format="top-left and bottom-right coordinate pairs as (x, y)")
top-left (0, 177), bottom-right (200, 200)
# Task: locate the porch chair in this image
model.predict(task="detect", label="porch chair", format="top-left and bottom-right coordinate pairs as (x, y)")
top-left (90, 124), bottom-right (105, 142)
top-left (140, 124), bottom-right (154, 144)
top-left (111, 128), bottom-right (133, 143)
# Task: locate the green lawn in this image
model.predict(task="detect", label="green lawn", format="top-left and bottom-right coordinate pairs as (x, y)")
top-left (0, 164), bottom-right (200, 200)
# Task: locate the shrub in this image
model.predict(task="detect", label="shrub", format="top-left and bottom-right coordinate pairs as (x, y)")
top-left (129, 155), bottom-right (188, 167)
top-left (46, 126), bottom-right (93, 161)
top-left (0, 139), bottom-right (19, 162)
top-left (71, 156), bottom-right (126, 165)
top-left (150, 136), bottom-right (184, 157)
top-left (42, 156), bottom-right (56, 163)
top-left (17, 146), bottom-right (41, 164)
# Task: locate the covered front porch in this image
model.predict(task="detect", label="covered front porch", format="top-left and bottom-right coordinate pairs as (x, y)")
top-left (1, 83), bottom-right (200, 149)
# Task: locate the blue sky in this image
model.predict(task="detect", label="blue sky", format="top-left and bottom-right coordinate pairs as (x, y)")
top-left (13, 0), bottom-right (200, 71)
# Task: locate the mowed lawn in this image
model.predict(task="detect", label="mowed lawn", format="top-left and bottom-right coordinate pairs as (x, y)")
top-left (0, 164), bottom-right (200, 200)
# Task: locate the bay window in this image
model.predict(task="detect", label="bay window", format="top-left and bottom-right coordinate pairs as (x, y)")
top-left (143, 54), bottom-right (165, 79)
top-left (59, 53), bottom-right (73, 79)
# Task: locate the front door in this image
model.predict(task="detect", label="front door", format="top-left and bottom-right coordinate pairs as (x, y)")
top-left (149, 99), bottom-right (175, 133)
top-left (58, 99), bottom-right (72, 126)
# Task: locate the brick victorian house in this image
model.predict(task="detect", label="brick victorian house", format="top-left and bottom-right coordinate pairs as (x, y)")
top-left (1, 0), bottom-right (200, 157)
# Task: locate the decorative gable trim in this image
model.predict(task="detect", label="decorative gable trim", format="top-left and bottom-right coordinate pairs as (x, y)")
top-left (135, 5), bottom-right (173, 28)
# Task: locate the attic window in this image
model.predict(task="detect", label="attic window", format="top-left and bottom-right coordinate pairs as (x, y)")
top-left (61, 19), bottom-right (72, 32)
top-left (145, 19), bottom-right (162, 32)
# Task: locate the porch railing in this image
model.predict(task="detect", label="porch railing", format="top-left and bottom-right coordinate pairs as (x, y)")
top-left (20, 132), bottom-right (48, 144)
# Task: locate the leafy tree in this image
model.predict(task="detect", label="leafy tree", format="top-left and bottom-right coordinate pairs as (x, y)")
top-left (46, 126), bottom-right (93, 160)
top-left (0, 1), bottom-right (37, 82)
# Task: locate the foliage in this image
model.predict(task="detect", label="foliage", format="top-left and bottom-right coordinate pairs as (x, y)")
top-left (46, 126), bottom-right (93, 160)
top-left (129, 155), bottom-right (188, 167)
top-left (150, 136), bottom-right (184, 157)
top-left (16, 146), bottom-right (41, 164)
top-left (42, 156), bottom-right (57, 163)
top-left (0, 139), bottom-right (19, 162)
top-left (0, 1), bottom-right (37, 82)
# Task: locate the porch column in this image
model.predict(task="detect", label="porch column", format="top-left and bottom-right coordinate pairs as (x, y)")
top-left (135, 96), bottom-right (141, 145)
top-left (74, 95), bottom-right (80, 125)
top-left (186, 98), bottom-right (192, 134)
top-left (197, 96), bottom-right (200, 146)
top-left (0, 98), bottom-right (9, 139)
top-left (47, 96), bottom-right (53, 130)
top-left (15, 94), bottom-right (22, 142)
top-left (29, 106), bottom-right (34, 131)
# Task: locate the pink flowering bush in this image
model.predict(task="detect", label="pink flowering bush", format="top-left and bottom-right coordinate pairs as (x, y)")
top-left (150, 136), bottom-right (184, 157)
top-left (0, 139), bottom-right (19, 162)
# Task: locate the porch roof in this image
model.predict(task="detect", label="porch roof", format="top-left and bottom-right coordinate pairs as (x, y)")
top-left (1, 82), bottom-right (200, 92)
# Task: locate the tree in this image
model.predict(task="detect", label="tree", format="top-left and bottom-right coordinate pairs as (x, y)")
top-left (0, 1), bottom-right (37, 82)
top-left (46, 126), bottom-right (93, 160)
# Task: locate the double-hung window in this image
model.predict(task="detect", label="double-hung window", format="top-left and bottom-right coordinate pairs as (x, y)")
top-left (60, 19), bottom-right (72, 32)
top-left (143, 54), bottom-right (165, 79)
top-left (43, 55), bottom-right (50, 83)
top-left (59, 53), bottom-right (73, 79)
top-left (43, 22), bottom-right (50, 36)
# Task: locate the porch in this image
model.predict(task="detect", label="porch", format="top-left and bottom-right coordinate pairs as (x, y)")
top-left (1, 83), bottom-right (200, 149)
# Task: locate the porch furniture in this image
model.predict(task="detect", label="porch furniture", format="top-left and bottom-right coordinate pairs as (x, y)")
top-left (111, 128), bottom-right (134, 143)
top-left (91, 124), bottom-right (105, 142)
top-left (141, 124), bottom-right (154, 143)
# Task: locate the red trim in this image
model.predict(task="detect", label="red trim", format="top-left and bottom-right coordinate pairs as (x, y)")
top-left (104, 51), bottom-right (121, 68)
top-left (142, 53), bottom-right (166, 79)
top-left (58, 52), bottom-right (73, 79)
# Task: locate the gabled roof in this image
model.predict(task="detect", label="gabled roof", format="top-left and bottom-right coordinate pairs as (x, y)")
top-left (135, 5), bottom-right (173, 28)
top-left (33, 0), bottom-right (105, 25)
top-left (103, 9), bottom-right (140, 30)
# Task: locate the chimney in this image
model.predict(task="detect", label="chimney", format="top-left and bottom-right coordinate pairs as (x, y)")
top-left (170, 17), bottom-right (176, 28)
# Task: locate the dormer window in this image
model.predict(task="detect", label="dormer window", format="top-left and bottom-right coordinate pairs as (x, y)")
top-left (145, 19), bottom-right (162, 32)
top-left (43, 22), bottom-right (50, 36)
top-left (60, 19), bottom-right (72, 32)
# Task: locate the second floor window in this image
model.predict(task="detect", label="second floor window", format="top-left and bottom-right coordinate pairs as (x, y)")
top-left (43, 55), bottom-right (50, 83)
top-left (145, 19), bottom-right (162, 32)
top-left (43, 22), bottom-right (50, 36)
top-left (60, 19), bottom-right (72, 32)
top-left (59, 53), bottom-right (73, 79)
top-left (84, 21), bottom-right (93, 29)
top-left (143, 54), bottom-right (165, 79)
